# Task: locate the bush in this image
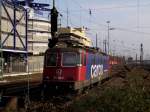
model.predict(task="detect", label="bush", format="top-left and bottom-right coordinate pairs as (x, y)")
top-left (67, 69), bottom-right (150, 112)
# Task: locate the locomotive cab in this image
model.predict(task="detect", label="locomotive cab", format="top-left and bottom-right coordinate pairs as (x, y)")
top-left (43, 48), bottom-right (86, 90)
top-left (43, 47), bottom-right (112, 90)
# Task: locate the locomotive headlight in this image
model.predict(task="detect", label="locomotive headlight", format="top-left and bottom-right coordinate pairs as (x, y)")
top-left (45, 76), bottom-right (50, 80)
top-left (69, 85), bottom-right (73, 89)
top-left (77, 64), bottom-right (82, 67)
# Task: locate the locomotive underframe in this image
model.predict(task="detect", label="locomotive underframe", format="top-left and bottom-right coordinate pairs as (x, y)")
top-left (43, 71), bottom-right (109, 91)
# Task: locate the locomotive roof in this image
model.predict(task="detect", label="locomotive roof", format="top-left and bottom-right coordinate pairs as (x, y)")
top-left (46, 46), bottom-right (108, 56)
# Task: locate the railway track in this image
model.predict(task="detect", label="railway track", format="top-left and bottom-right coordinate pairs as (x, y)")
top-left (26, 65), bottom-right (131, 111)
top-left (27, 87), bottom-right (90, 112)
top-left (0, 64), bottom-right (131, 112)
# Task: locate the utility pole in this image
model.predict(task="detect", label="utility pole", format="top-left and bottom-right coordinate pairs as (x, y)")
top-left (103, 40), bottom-right (107, 53)
top-left (103, 39), bottom-right (104, 52)
top-left (67, 7), bottom-right (69, 27)
top-left (107, 21), bottom-right (110, 54)
top-left (96, 33), bottom-right (98, 48)
top-left (140, 43), bottom-right (143, 64)
top-left (136, 53), bottom-right (137, 66)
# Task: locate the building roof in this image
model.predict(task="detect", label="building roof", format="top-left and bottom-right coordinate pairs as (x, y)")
top-left (58, 27), bottom-right (92, 47)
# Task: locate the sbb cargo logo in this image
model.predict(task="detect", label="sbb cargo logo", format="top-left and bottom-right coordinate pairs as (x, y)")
top-left (91, 65), bottom-right (103, 78)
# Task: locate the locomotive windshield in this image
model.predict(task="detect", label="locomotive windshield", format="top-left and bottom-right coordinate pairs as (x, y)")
top-left (46, 53), bottom-right (57, 66)
top-left (62, 52), bottom-right (80, 66)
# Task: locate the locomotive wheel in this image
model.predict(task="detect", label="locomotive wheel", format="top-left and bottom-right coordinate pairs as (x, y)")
top-left (93, 82), bottom-right (100, 86)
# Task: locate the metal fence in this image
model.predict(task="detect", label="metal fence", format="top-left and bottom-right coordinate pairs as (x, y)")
top-left (2, 56), bottom-right (44, 75)
top-left (28, 62), bottom-right (43, 73)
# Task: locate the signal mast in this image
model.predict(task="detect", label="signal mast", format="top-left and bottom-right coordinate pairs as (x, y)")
top-left (48, 0), bottom-right (59, 48)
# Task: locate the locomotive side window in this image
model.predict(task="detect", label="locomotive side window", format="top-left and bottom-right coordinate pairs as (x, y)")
top-left (91, 54), bottom-right (95, 64)
top-left (93, 55), bottom-right (96, 64)
top-left (100, 56), bottom-right (102, 64)
top-left (83, 54), bottom-right (86, 66)
top-left (62, 52), bottom-right (80, 66)
top-left (46, 53), bottom-right (57, 66)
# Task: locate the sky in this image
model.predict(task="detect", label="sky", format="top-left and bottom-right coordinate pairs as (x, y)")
top-left (36, 0), bottom-right (150, 59)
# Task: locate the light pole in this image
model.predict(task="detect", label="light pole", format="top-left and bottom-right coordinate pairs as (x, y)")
top-left (106, 21), bottom-right (115, 55)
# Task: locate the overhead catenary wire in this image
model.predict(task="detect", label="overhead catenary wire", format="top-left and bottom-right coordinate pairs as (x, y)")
top-left (61, 3), bottom-right (150, 12)
top-left (53, 0), bottom-right (150, 56)
top-left (71, 0), bottom-right (83, 27)
top-left (58, 0), bottom-right (150, 36)
top-left (62, 10), bottom-right (150, 36)
top-left (55, 0), bottom-right (150, 31)
top-left (137, 0), bottom-right (140, 31)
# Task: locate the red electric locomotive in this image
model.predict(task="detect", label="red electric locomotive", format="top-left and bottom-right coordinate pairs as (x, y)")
top-left (43, 47), bottom-right (109, 90)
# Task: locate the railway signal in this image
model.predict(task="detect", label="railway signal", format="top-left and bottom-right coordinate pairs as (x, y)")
top-left (50, 0), bottom-right (58, 38)
top-left (48, 0), bottom-right (59, 48)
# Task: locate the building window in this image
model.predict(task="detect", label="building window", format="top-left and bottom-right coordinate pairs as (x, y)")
top-left (83, 54), bottom-right (86, 66)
